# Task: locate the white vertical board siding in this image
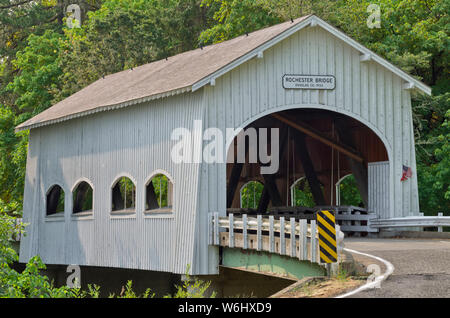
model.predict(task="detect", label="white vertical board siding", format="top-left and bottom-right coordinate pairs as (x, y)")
top-left (20, 91), bottom-right (205, 274)
top-left (199, 25), bottom-right (420, 272)
top-left (19, 130), bottom-right (41, 261)
top-left (368, 161), bottom-right (390, 219)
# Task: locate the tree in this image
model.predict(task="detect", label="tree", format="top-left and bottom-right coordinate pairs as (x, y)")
top-left (417, 109), bottom-right (450, 214)
top-left (0, 212), bottom-right (79, 297)
top-left (0, 1), bottom-right (100, 214)
top-left (58, 0), bottom-right (209, 100)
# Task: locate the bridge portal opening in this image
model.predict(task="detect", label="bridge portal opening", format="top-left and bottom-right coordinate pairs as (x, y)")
top-left (225, 108), bottom-right (388, 222)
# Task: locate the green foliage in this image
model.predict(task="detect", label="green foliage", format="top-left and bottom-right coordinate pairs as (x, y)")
top-left (0, 213), bottom-right (79, 297)
top-left (167, 264), bottom-right (216, 298)
top-left (54, 188), bottom-right (65, 213)
top-left (7, 30), bottom-right (64, 114)
top-left (0, 107), bottom-right (25, 214)
top-left (292, 178), bottom-right (317, 208)
top-left (199, 0), bottom-right (282, 44)
top-left (417, 109), bottom-right (450, 214)
top-left (151, 174), bottom-right (171, 208)
top-left (108, 280), bottom-right (154, 298)
top-left (198, 0), bottom-right (342, 44)
top-left (240, 181), bottom-right (263, 209)
top-left (116, 177), bottom-right (136, 209)
top-left (73, 184), bottom-right (93, 212)
top-left (338, 175), bottom-right (363, 207)
top-left (336, 265), bottom-right (350, 282)
top-left (86, 284), bottom-right (101, 298)
top-left (58, 0), bottom-right (208, 100)
top-left (0, 213), bottom-right (22, 265)
top-left (1, 255), bottom-right (76, 298)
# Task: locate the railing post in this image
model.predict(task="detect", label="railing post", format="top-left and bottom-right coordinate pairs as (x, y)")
top-left (310, 220), bottom-right (317, 263)
top-left (290, 218), bottom-right (296, 258)
top-left (229, 213), bottom-right (234, 248)
top-left (354, 211), bottom-right (361, 237)
top-left (345, 206), bottom-right (351, 233)
top-left (214, 212), bottom-right (219, 245)
top-left (208, 213), bottom-right (213, 245)
top-left (335, 224), bottom-right (343, 263)
top-left (243, 214), bottom-right (248, 249)
top-left (257, 215), bottom-right (262, 251)
top-left (280, 217), bottom-right (286, 255)
top-left (367, 210), bottom-right (378, 235)
top-left (269, 216), bottom-right (274, 253)
top-left (300, 219), bottom-right (308, 260)
top-left (438, 212), bottom-right (443, 233)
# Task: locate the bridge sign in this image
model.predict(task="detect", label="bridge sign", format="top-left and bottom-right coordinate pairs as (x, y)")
top-left (317, 210), bottom-right (338, 263)
top-left (282, 75), bottom-right (336, 90)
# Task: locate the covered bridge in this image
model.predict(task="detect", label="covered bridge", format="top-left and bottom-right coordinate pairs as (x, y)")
top-left (16, 15), bottom-right (431, 276)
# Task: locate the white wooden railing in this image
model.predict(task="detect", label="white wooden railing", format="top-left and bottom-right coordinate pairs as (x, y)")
top-left (208, 213), bottom-right (344, 265)
top-left (324, 206), bottom-right (378, 234)
top-left (335, 211), bottom-right (378, 233)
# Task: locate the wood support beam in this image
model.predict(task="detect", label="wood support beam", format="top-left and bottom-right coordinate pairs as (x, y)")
top-left (146, 181), bottom-right (160, 210)
top-left (47, 186), bottom-right (62, 214)
top-left (257, 127), bottom-right (288, 213)
top-left (112, 183), bottom-right (124, 210)
top-left (271, 113), bottom-right (364, 163)
top-left (334, 119), bottom-right (368, 207)
top-left (293, 130), bottom-right (326, 206)
top-left (261, 174), bottom-right (283, 206)
top-left (227, 163), bottom-right (244, 208)
top-left (227, 131), bottom-right (252, 208)
top-left (73, 182), bottom-right (90, 213)
top-left (257, 186), bottom-right (271, 214)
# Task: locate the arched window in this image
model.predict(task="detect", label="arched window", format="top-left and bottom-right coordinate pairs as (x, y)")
top-left (290, 177), bottom-right (323, 208)
top-left (46, 185), bottom-right (65, 215)
top-left (240, 181), bottom-right (264, 209)
top-left (145, 173), bottom-right (173, 212)
top-left (72, 181), bottom-right (93, 214)
top-left (335, 174), bottom-right (363, 206)
top-left (111, 176), bottom-right (136, 213)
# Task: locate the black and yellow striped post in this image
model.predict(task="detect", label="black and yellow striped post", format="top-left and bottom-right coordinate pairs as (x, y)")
top-left (317, 210), bottom-right (338, 264)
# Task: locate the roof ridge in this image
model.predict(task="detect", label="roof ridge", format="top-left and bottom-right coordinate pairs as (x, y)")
top-left (105, 15), bottom-right (310, 79)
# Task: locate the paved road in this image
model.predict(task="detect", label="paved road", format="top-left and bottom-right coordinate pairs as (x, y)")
top-left (344, 237), bottom-right (450, 298)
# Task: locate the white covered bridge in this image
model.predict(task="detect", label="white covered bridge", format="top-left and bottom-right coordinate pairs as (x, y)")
top-left (16, 15), bottom-right (431, 277)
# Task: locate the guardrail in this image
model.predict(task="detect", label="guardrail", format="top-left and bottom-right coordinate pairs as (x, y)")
top-left (312, 206), bottom-right (378, 234)
top-left (208, 213), bottom-right (344, 266)
top-left (333, 209), bottom-right (449, 234)
top-left (370, 214), bottom-right (450, 232)
top-left (335, 209), bottom-right (378, 234)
